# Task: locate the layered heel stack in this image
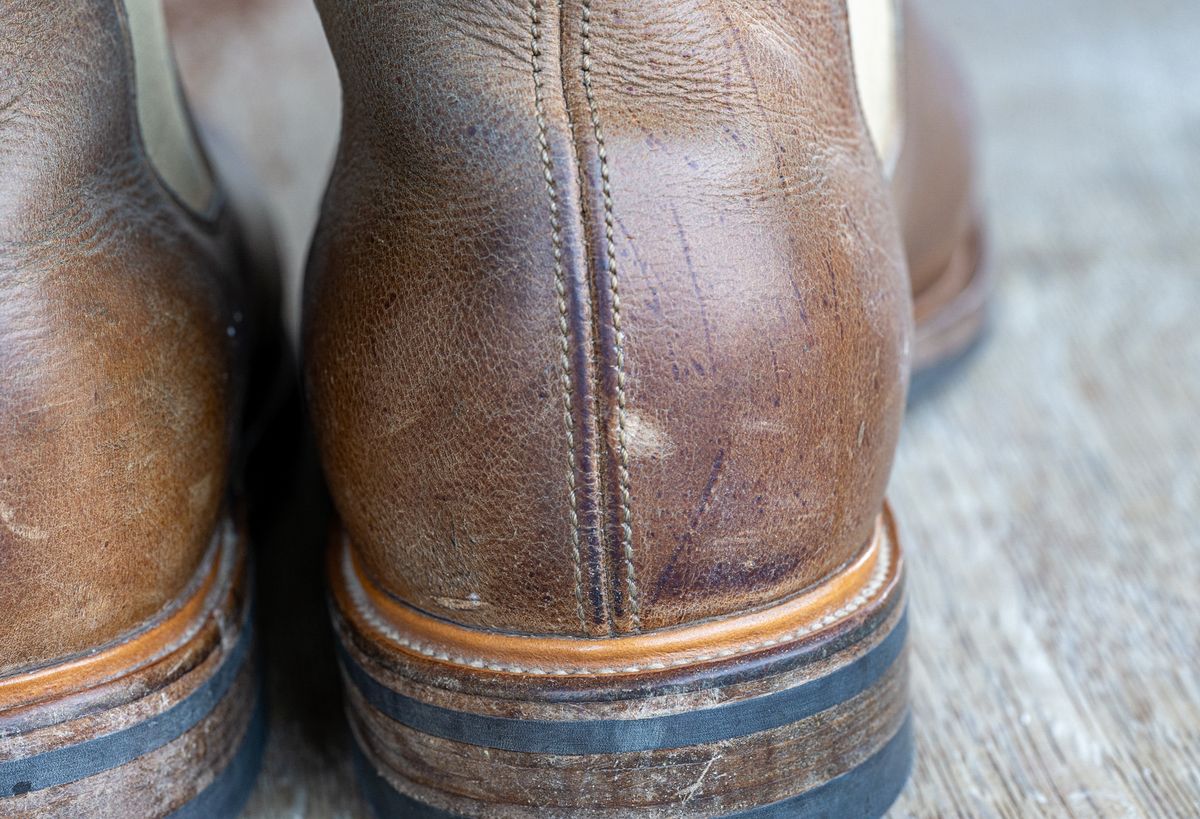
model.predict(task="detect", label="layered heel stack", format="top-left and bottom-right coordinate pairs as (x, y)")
top-left (0, 524), bottom-right (264, 818)
top-left (332, 508), bottom-right (910, 819)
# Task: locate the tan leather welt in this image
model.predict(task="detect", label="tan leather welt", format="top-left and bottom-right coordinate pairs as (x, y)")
top-left (331, 505), bottom-right (901, 676)
top-left (0, 524), bottom-right (240, 712)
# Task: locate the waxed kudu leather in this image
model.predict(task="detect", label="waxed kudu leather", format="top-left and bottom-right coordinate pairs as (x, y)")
top-left (0, 1), bottom-right (252, 675)
top-left (305, 0), bottom-right (911, 638)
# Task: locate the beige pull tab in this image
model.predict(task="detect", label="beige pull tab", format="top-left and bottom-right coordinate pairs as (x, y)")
top-left (847, 0), bottom-right (903, 175)
top-left (122, 0), bottom-right (215, 215)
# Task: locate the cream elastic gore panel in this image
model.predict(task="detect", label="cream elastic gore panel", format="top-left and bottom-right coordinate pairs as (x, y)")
top-left (123, 0), bottom-right (215, 214)
top-left (847, 0), bottom-right (903, 174)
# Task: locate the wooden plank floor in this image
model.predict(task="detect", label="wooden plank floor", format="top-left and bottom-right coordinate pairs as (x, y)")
top-left (889, 1), bottom-right (1200, 815)
top-left (169, 0), bottom-right (1200, 815)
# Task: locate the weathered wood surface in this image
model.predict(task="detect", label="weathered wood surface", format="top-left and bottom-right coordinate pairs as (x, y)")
top-left (167, 0), bottom-right (1200, 815)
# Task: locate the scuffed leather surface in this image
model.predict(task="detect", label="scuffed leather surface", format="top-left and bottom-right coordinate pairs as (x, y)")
top-left (0, 2), bottom-right (245, 674)
top-left (306, 0), bottom-right (909, 636)
top-left (305, 0), bottom-right (587, 635)
top-left (574, 0), bottom-right (909, 631)
top-left (893, 0), bottom-right (978, 296)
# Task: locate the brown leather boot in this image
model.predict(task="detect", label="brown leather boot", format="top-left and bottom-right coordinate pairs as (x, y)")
top-left (306, 1), bottom-right (911, 815)
top-left (851, 0), bottom-right (988, 374)
top-left (900, 2), bottom-right (988, 374)
top-left (0, 1), bottom-right (275, 814)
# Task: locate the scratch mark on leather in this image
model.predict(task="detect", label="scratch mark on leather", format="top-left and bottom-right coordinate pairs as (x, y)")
top-left (653, 447), bottom-right (725, 595)
top-left (612, 212), bottom-right (664, 318)
top-left (693, 448), bottom-right (727, 532)
top-left (529, 0), bottom-right (587, 631)
top-left (668, 203), bottom-right (716, 369)
top-left (770, 348), bottom-right (784, 407)
top-left (580, 0), bottom-right (641, 631)
top-left (718, 5), bottom-right (791, 202)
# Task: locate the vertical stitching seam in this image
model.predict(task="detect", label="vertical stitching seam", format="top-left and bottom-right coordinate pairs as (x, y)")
top-left (580, 0), bottom-right (640, 631)
top-left (530, 0), bottom-right (587, 631)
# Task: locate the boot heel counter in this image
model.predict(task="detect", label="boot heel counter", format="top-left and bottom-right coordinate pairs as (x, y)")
top-left (306, 0), bottom-right (911, 638)
top-left (305, 0), bottom-right (593, 636)
top-left (0, 232), bottom-right (240, 675)
top-left (0, 2), bottom-right (242, 675)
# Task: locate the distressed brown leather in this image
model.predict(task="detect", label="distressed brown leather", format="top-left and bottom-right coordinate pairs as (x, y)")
top-left (305, 0), bottom-right (910, 637)
top-left (893, 0), bottom-right (978, 300)
top-left (0, 2), bottom-right (250, 675)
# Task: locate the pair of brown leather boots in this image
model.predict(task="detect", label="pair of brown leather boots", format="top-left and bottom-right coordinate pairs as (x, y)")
top-left (0, 0), bottom-right (984, 816)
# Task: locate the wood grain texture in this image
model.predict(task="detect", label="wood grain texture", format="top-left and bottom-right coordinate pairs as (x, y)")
top-left (163, 0), bottom-right (1200, 815)
top-left (890, 0), bottom-right (1200, 814)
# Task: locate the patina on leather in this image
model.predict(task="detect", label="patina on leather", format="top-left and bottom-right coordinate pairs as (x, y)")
top-left (305, 0), bottom-right (911, 638)
top-left (0, 0), bottom-right (249, 676)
